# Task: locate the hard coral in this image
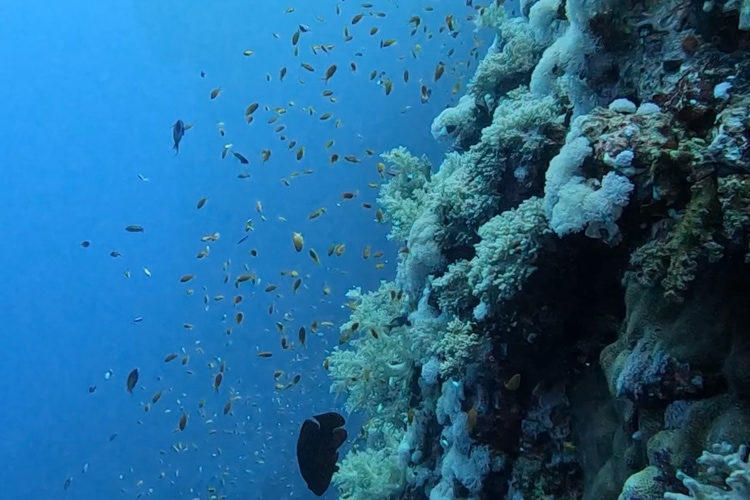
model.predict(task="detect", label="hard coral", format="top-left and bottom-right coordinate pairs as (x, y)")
top-left (664, 443), bottom-right (750, 500)
top-left (625, 177), bottom-right (723, 302)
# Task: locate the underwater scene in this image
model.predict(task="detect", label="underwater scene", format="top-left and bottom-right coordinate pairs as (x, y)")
top-left (2, 0), bottom-right (750, 499)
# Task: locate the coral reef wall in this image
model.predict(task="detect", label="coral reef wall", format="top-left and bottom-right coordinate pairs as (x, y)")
top-left (327, 0), bottom-right (750, 498)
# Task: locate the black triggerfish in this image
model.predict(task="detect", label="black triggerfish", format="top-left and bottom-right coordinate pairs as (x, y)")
top-left (172, 120), bottom-right (185, 154)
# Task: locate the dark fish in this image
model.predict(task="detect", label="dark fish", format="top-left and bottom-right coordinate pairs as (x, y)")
top-left (232, 151), bottom-right (250, 164)
top-left (172, 120), bottom-right (185, 154)
top-left (80, 240), bottom-right (90, 248)
top-left (386, 315), bottom-right (411, 330)
top-left (296, 412), bottom-right (347, 496)
top-left (126, 368), bottom-right (139, 393)
top-left (63, 477), bottom-right (72, 490)
top-left (124, 225), bottom-right (144, 233)
top-left (237, 235), bottom-right (249, 245)
top-left (109, 433), bottom-right (118, 441)
top-left (88, 385), bottom-right (96, 393)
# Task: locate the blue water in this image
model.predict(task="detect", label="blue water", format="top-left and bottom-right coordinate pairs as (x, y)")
top-left (0, 0), bottom-right (483, 497)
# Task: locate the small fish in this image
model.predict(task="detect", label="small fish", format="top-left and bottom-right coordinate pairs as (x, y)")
top-left (64, 477), bottom-right (73, 490)
top-left (504, 373), bottom-right (521, 391)
top-left (323, 64), bottom-right (337, 83)
top-left (125, 225), bottom-right (144, 233)
top-left (80, 240), bottom-right (90, 248)
top-left (164, 353), bottom-right (178, 362)
top-left (214, 372), bottom-right (223, 392)
top-left (178, 412), bottom-right (188, 431)
top-left (309, 248), bottom-right (320, 264)
top-left (292, 232), bottom-right (304, 252)
top-left (110, 250), bottom-right (121, 257)
top-left (387, 315), bottom-right (411, 331)
top-left (257, 351), bottom-right (273, 358)
top-left (233, 151), bottom-right (249, 164)
top-left (383, 78), bottom-right (393, 95)
top-left (179, 274), bottom-right (195, 283)
top-left (420, 84), bottom-right (431, 103)
top-left (210, 87), bottom-right (222, 99)
top-left (172, 120), bottom-right (185, 154)
top-left (245, 102), bottom-right (259, 116)
top-left (434, 62), bottom-right (445, 81)
top-left (126, 368), bottom-right (139, 393)
top-left (298, 326), bottom-right (306, 346)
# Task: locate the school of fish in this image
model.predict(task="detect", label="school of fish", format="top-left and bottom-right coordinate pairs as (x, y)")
top-left (74, 1), bottom-right (500, 497)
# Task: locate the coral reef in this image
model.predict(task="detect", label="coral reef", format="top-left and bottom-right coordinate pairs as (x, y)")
top-left (327, 0), bottom-right (750, 498)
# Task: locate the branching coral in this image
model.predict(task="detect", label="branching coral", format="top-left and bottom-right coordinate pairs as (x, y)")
top-left (664, 443), bottom-right (750, 499)
top-left (467, 197), bottom-right (552, 319)
top-left (480, 86), bottom-right (561, 149)
top-left (327, 281), bottom-right (411, 416)
top-left (469, 16), bottom-right (545, 97)
top-left (430, 260), bottom-right (475, 316)
top-left (377, 146), bottom-right (432, 241)
top-left (428, 145), bottom-right (505, 248)
top-left (437, 317), bottom-right (483, 378)
top-left (333, 422), bottom-right (405, 500)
